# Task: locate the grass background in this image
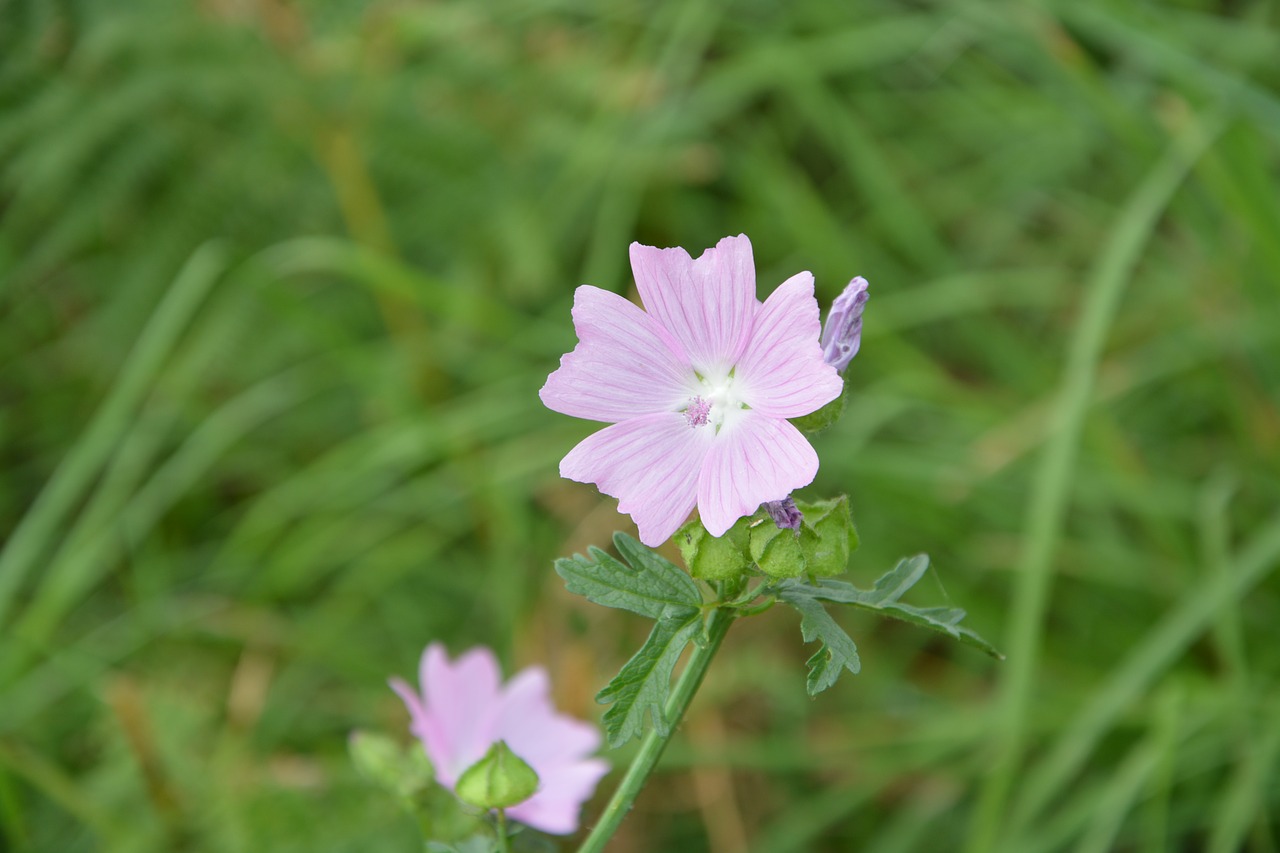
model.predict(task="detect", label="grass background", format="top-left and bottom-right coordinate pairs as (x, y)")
top-left (2, 0), bottom-right (1279, 850)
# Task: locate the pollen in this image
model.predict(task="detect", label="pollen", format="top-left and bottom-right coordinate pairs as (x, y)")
top-left (684, 396), bottom-right (711, 427)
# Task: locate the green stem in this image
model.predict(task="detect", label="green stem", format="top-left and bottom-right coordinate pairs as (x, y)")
top-left (495, 808), bottom-right (510, 853)
top-left (576, 606), bottom-right (736, 853)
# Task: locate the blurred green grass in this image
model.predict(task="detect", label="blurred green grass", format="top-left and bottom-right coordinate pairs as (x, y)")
top-left (2, 0), bottom-right (1279, 850)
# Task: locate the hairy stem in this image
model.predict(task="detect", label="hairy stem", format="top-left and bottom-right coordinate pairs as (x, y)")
top-left (576, 606), bottom-right (736, 853)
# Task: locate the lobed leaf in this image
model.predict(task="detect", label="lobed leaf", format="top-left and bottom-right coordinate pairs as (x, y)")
top-left (554, 533), bottom-right (702, 619)
top-left (778, 588), bottom-right (861, 696)
top-left (780, 555), bottom-right (1003, 660)
top-left (595, 612), bottom-right (704, 746)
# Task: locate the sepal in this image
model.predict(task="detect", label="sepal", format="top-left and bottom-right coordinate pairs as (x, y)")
top-left (677, 516), bottom-right (753, 580)
top-left (750, 495), bottom-right (858, 578)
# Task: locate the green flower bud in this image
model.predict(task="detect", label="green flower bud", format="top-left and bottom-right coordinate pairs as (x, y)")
top-left (677, 515), bottom-right (753, 580)
top-left (750, 495), bottom-right (858, 578)
top-left (454, 741), bottom-right (540, 811)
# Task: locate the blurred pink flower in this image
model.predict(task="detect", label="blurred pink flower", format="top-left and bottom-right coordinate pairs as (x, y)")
top-left (390, 644), bottom-right (609, 835)
top-left (540, 234), bottom-right (843, 545)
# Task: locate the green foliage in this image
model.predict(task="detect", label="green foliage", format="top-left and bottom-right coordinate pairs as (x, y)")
top-left (349, 731), bottom-right (434, 802)
top-left (557, 534), bottom-right (707, 746)
top-left (786, 555), bottom-right (1003, 660)
top-left (348, 732), bottom-right (484, 845)
top-left (595, 613), bottom-right (705, 748)
top-left (779, 554), bottom-right (1000, 694)
top-left (555, 533), bottom-right (703, 619)
top-left (776, 588), bottom-right (862, 696)
top-left (454, 742), bottom-right (539, 811)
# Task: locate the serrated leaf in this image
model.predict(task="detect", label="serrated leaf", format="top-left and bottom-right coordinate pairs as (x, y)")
top-left (554, 533), bottom-right (702, 619)
top-left (867, 553), bottom-right (930, 604)
top-left (779, 555), bottom-right (1004, 660)
top-left (876, 601), bottom-right (1001, 658)
top-left (778, 588), bottom-right (860, 695)
top-left (595, 612), bottom-right (703, 746)
top-left (794, 554), bottom-right (928, 607)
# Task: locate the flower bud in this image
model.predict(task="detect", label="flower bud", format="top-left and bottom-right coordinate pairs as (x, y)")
top-left (763, 497), bottom-right (803, 531)
top-left (678, 516), bottom-right (753, 580)
top-left (821, 276), bottom-right (869, 373)
top-left (455, 741), bottom-right (540, 811)
top-left (750, 496), bottom-right (859, 578)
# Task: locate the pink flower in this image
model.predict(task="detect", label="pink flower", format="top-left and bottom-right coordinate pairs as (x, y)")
top-left (539, 235), bottom-right (843, 546)
top-left (390, 644), bottom-right (609, 836)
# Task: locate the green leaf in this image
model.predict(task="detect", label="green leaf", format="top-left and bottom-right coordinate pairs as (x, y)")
top-left (781, 555), bottom-right (1004, 660)
top-left (595, 611), bottom-right (704, 746)
top-left (554, 533), bottom-right (702, 619)
top-left (348, 730), bottom-right (434, 800)
top-left (750, 495), bottom-right (859, 578)
top-left (454, 741), bottom-right (540, 810)
top-left (777, 588), bottom-right (861, 695)
top-left (350, 731), bottom-right (484, 842)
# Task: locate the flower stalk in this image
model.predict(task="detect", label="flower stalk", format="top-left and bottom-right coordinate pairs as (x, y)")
top-left (576, 605), bottom-right (737, 853)
top-left (496, 809), bottom-right (510, 853)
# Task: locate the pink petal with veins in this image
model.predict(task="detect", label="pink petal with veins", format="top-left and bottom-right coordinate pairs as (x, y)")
top-left (736, 271), bottom-right (843, 419)
top-left (560, 411), bottom-right (715, 546)
top-left (540, 286), bottom-right (692, 423)
top-left (629, 235), bottom-right (756, 372)
top-left (696, 412), bottom-right (820, 537)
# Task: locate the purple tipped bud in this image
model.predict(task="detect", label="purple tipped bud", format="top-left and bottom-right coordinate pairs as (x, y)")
top-left (821, 276), bottom-right (869, 373)
top-left (763, 497), bottom-right (803, 531)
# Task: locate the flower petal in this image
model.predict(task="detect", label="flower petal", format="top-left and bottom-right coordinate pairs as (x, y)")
top-left (540, 286), bottom-right (693, 423)
top-left (735, 271), bottom-right (843, 418)
top-left (388, 677), bottom-right (427, 734)
top-left (496, 667), bottom-right (602, 767)
top-left (420, 644), bottom-right (503, 786)
top-left (629, 235), bottom-right (757, 372)
top-left (493, 666), bottom-right (608, 834)
top-left (696, 412), bottom-right (820, 537)
top-left (560, 412), bottom-right (715, 546)
top-left (508, 758), bottom-right (611, 835)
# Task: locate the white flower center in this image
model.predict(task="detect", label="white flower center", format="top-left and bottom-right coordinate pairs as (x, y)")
top-left (683, 368), bottom-right (748, 432)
